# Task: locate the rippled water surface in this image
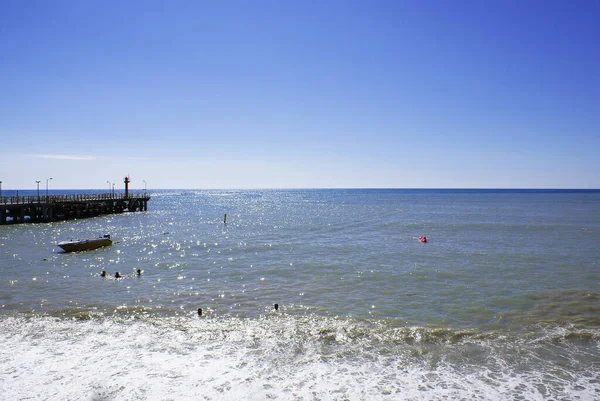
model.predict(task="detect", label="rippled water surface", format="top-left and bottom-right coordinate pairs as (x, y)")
top-left (1, 189), bottom-right (599, 400)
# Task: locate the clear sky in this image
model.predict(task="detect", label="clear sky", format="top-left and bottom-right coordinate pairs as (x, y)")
top-left (1, 0), bottom-right (599, 190)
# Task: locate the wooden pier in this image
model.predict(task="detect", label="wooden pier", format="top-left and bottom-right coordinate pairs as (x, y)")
top-left (0, 193), bottom-right (151, 225)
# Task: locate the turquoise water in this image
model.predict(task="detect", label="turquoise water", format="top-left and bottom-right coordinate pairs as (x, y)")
top-left (1, 189), bottom-right (599, 400)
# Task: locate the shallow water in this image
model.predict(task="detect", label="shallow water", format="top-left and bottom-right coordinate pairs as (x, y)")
top-left (1, 189), bottom-right (599, 400)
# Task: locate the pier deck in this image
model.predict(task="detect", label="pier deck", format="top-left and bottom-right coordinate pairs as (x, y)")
top-left (0, 193), bottom-right (150, 225)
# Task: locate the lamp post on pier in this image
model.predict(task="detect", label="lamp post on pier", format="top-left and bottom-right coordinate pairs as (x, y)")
top-left (36, 181), bottom-right (41, 201)
top-left (107, 181), bottom-right (112, 197)
top-left (112, 183), bottom-right (115, 197)
top-left (143, 180), bottom-right (147, 196)
top-left (46, 177), bottom-right (53, 200)
top-left (0, 181), bottom-right (2, 198)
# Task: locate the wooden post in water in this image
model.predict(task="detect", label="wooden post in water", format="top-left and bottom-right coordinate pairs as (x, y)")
top-left (224, 214), bottom-right (227, 224)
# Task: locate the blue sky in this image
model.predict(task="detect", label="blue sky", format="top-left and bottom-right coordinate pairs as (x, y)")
top-left (1, 0), bottom-right (598, 190)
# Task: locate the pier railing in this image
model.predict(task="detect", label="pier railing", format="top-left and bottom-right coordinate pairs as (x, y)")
top-left (0, 192), bottom-right (149, 205)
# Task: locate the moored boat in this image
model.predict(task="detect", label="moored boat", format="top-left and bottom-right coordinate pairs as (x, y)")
top-left (58, 234), bottom-right (112, 252)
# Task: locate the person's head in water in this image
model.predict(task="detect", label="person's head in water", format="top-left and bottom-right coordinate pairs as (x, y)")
top-left (274, 303), bottom-right (279, 311)
top-left (137, 269), bottom-right (142, 275)
top-left (197, 308), bottom-right (202, 316)
top-left (101, 270), bottom-right (107, 277)
top-left (115, 272), bottom-right (122, 278)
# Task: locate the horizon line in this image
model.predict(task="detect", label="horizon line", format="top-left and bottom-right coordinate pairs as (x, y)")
top-left (1, 187), bottom-right (599, 191)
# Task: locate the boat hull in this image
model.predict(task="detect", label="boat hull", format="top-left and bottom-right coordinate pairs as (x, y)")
top-left (58, 238), bottom-right (112, 252)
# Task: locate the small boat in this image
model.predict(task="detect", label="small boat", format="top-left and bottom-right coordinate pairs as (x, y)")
top-left (58, 234), bottom-right (112, 252)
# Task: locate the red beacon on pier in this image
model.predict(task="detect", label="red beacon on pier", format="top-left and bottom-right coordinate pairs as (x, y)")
top-left (124, 175), bottom-right (130, 198)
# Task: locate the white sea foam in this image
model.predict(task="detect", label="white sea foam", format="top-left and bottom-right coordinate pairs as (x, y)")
top-left (1, 315), bottom-right (598, 401)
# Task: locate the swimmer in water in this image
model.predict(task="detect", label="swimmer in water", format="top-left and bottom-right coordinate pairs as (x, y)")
top-left (101, 270), bottom-right (107, 277)
top-left (115, 272), bottom-right (122, 279)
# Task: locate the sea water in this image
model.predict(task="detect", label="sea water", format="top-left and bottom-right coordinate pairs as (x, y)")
top-left (1, 189), bottom-right (599, 400)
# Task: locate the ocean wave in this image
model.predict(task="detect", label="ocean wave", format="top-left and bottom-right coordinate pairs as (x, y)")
top-left (1, 314), bottom-right (599, 400)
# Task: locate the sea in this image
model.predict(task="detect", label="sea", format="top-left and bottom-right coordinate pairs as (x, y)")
top-left (1, 189), bottom-right (599, 400)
